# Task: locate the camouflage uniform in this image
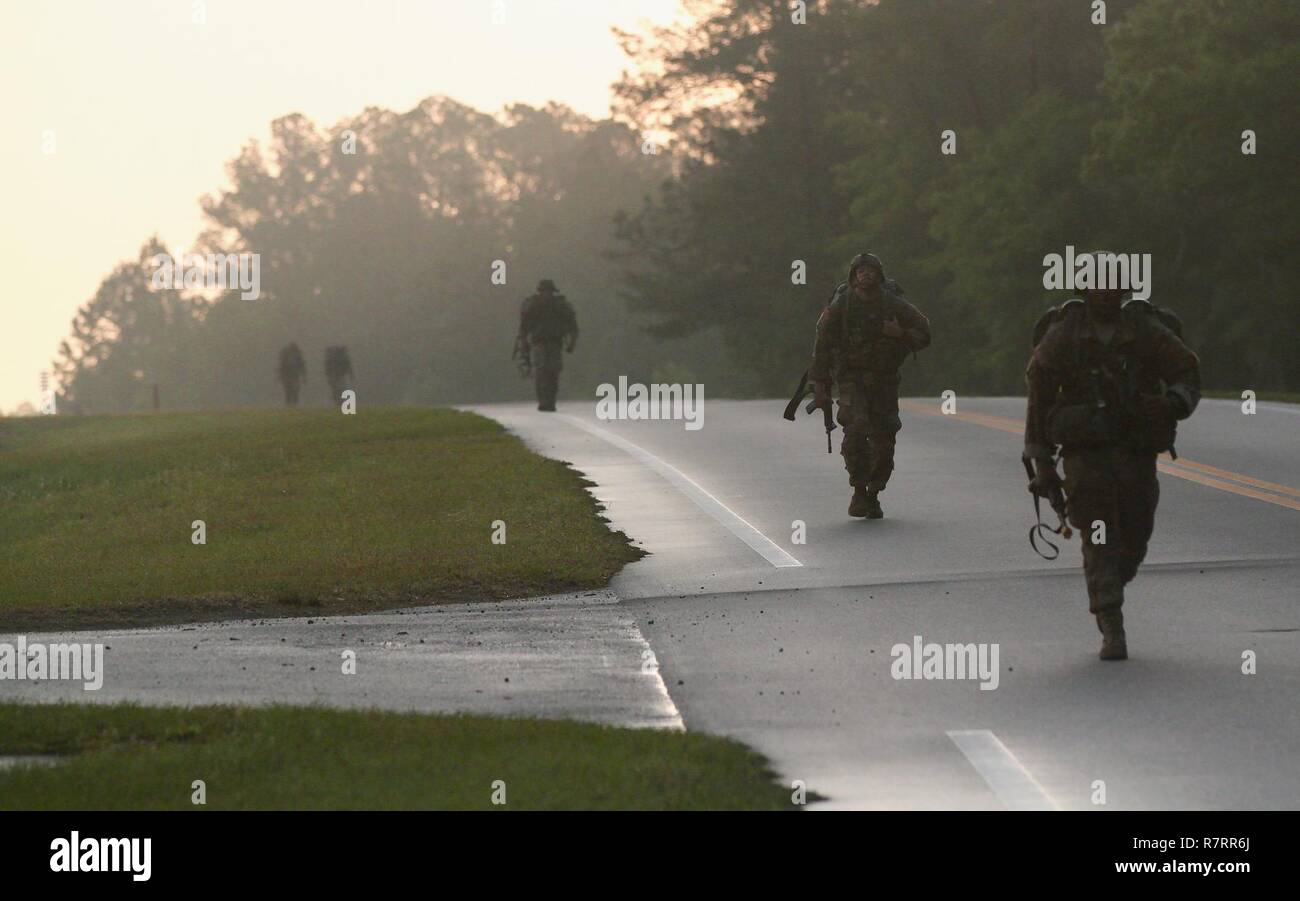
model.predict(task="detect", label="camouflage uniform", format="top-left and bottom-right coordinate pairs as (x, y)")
top-left (810, 254), bottom-right (931, 516)
top-left (1024, 300), bottom-right (1200, 658)
top-left (518, 280), bottom-right (578, 412)
top-left (277, 342), bottom-right (307, 407)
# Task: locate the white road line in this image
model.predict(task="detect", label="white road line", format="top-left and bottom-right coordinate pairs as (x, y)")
top-left (630, 626), bottom-right (685, 731)
top-left (561, 415), bottom-right (803, 568)
top-left (947, 729), bottom-right (1057, 811)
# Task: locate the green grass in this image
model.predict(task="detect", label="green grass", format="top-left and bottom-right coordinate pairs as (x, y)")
top-left (0, 702), bottom-right (798, 810)
top-left (0, 407), bottom-right (642, 631)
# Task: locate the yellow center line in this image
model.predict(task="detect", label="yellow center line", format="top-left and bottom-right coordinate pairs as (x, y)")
top-left (1160, 457), bottom-right (1300, 499)
top-left (899, 400), bottom-right (1300, 512)
top-left (1153, 465), bottom-right (1300, 511)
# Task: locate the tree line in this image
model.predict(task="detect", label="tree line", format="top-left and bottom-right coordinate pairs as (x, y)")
top-left (54, 0), bottom-right (1298, 413)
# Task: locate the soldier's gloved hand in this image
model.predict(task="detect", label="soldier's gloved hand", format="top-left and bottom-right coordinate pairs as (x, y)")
top-left (813, 380), bottom-right (832, 411)
top-left (881, 317), bottom-right (904, 339)
top-left (1028, 458), bottom-right (1062, 498)
top-left (1138, 392), bottom-right (1172, 419)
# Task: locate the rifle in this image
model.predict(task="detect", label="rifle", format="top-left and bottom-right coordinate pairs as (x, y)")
top-left (1023, 455), bottom-right (1072, 560)
top-left (511, 334), bottom-right (532, 378)
top-left (783, 368), bottom-right (836, 452)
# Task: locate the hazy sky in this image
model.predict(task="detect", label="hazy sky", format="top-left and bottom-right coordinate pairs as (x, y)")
top-left (0, 0), bottom-right (682, 413)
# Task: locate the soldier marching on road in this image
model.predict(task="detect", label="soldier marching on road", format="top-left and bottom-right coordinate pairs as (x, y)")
top-left (1024, 283), bottom-right (1201, 660)
top-left (810, 253), bottom-right (931, 519)
top-left (516, 279), bottom-right (578, 412)
top-left (276, 342), bottom-right (307, 407)
top-left (324, 345), bottom-right (354, 407)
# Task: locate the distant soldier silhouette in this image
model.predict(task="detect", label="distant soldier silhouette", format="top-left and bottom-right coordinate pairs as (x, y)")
top-left (516, 279), bottom-right (578, 412)
top-left (323, 346), bottom-right (354, 406)
top-left (276, 342), bottom-right (307, 406)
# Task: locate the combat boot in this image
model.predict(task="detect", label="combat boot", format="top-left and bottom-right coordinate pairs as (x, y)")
top-left (863, 489), bottom-right (883, 519)
top-left (1097, 609), bottom-right (1128, 661)
top-left (848, 487), bottom-right (870, 517)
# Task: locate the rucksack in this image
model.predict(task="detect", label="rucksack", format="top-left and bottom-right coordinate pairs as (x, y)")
top-left (1122, 297), bottom-right (1183, 338)
top-left (1032, 297), bottom-right (1182, 348)
top-left (1033, 298), bottom-right (1186, 456)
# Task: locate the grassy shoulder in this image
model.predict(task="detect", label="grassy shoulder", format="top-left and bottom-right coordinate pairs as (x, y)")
top-left (0, 407), bottom-right (642, 631)
top-left (0, 702), bottom-right (796, 810)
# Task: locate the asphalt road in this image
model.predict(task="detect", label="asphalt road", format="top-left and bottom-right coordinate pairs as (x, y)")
top-left (0, 591), bottom-right (682, 731)
top-left (474, 396), bottom-right (1300, 810)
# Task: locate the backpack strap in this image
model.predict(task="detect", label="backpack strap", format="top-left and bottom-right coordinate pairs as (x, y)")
top-left (1122, 297), bottom-right (1183, 338)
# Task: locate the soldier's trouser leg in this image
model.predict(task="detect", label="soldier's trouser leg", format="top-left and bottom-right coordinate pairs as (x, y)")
top-left (544, 370), bottom-right (560, 407)
top-left (532, 368), bottom-right (547, 406)
top-left (864, 388), bottom-right (902, 492)
top-left (285, 381), bottom-right (300, 406)
top-left (1064, 449), bottom-right (1159, 615)
top-left (1116, 452), bottom-right (1159, 585)
top-left (533, 341), bottom-right (563, 408)
top-left (546, 367), bottom-right (561, 406)
top-left (835, 382), bottom-right (873, 488)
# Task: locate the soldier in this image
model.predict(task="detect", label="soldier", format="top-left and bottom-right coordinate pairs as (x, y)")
top-left (323, 345), bottom-right (354, 406)
top-left (517, 279), bottom-right (578, 412)
top-left (810, 253), bottom-right (931, 518)
top-left (1024, 285), bottom-right (1200, 660)
top-left (276, 342), bottom-right (307, 407)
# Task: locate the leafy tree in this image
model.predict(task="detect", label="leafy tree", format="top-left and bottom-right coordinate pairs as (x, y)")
top-left (1086, 0), bottom-right (1300, 389)
top-left (613, 0), bottom-right (860, 393)
top-left (55, 238), bottom-right (200, 412)
top-left (58, 100), bottom-right (675, 411)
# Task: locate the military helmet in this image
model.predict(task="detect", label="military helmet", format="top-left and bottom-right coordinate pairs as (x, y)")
top-left (537, 279), bottom-right (558, 293)
top-left (847, 253), bottom-right (884, 282)
top-left (1081, 250), bottom-right (1132, 298)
